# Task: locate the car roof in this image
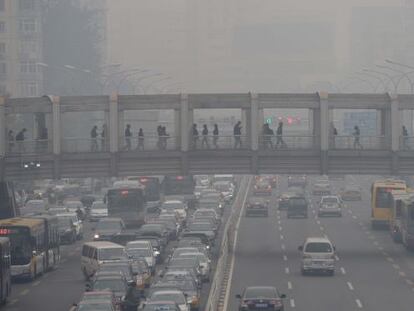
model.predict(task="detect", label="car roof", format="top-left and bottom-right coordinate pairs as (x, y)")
top-left (151, 289), bottom-right (184, 295)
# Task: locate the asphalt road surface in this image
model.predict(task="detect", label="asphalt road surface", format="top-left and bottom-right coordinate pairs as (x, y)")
top-left (227, 175), bottom-right (414, 311)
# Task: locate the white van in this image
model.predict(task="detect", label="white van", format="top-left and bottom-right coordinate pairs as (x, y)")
top-left (81, 241), bottom-right (126, 279)
top-left (298, 237), bottom-right (336, 276)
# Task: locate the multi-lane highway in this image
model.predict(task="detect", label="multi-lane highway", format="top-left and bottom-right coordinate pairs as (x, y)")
top-left (227, 176), bottom-right (414, 311)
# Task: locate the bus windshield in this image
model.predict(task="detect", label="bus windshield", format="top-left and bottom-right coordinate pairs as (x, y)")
top-left (375, 187), bottom-right (404, 208)
top-left (163, 176), bottom-right (195, 195)
top-left (0, 227), bottom-right (32, 265)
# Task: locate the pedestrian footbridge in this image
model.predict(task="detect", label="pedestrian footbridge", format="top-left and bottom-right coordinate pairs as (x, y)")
top-left (1, 92), bottom-right (413, 180)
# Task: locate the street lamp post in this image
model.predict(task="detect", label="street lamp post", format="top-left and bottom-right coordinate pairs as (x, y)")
top-left (363, 69), bottom-right (398, 92)
top-left (143, 77), bottom-right (172, 94)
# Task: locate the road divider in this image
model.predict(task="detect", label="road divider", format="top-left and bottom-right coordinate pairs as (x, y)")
top-left (205, 176), bottom-right (252, 311)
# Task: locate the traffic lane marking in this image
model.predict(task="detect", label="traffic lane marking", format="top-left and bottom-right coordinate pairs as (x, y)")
top-left (355, 299), bottom-right (363, 308)
top-left (347, 281), bottom-right (354, 291)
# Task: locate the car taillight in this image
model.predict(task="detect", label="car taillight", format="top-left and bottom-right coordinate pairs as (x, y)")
top-left (270, 299), bottom-right (282, 306)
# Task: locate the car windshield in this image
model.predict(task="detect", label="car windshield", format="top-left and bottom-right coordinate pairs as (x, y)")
top-left (244, 287), bottom-right (276, 299)
top-left (151, 292), bottom-right (186, 304)
top-left (128, 248), bottom-right (152, 257)
top-left (100, 264), bottom-right (130, 276)
top-left (162, 202), bottom-right (184, 209)
top-left (188, 223), bottom-right (212, 231)
top-left (96, 221), bottom-right (121, 230)
top-left (170, 258), bottom-right (198, 267)
top-left (93, 279), bottom-right (125, 292)
top-left (322, 197), bottom-right (339, 204)
top-left (92, 203), bottom-right (107, 209)
top-left (99, 248), bottom-right (125, 260)
top-left (289, 198), bottom-right (306, 206)
top-left (305, 242), bottom-right (333, 253)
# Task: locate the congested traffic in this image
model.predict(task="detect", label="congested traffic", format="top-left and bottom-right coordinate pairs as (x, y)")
top-left (0, 175), bottom-right (237, 311)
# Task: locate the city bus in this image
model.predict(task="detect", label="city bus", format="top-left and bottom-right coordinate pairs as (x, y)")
top-left (0, 237), bottom-right (11, 304)
top-left (371, 179), bottom-right (407, 229)
top-left (389, 190), bottom-right (410, 243)
top-left (29, 214), bottom-right (60, 271)
top-left (0, 217), bottom-right (47, 280)
top-left (162, 175), bottom-right (196, 208)
top-left (400, 195), bottom-right (414, 250)
top-left (106, 180), bottom-right (146, 228)
top-left (128, 176), bottom-right (161, 203)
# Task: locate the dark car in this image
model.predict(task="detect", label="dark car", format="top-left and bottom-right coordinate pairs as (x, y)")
top-left (236, 286), bottom-right (286, 311)
top-left (57, 216), bottom-right (77, 244)
top-left (245, 199), bottom-right (269, 217)
top-left (138, 224), bottom-right (169, 244)
top-left (287, 196), bottom-right (308, 219)
top-left (93, 218), bottom-right (125, 241)
top-left (110, 230), bottom-right (139, 246)
top-left (134, 236), bottom-right (164, 263)
top-left (87, 272), bottom-right (128, 303)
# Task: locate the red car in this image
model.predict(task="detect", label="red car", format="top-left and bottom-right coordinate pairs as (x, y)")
top-left (253, 181), bottom-right (272, 196)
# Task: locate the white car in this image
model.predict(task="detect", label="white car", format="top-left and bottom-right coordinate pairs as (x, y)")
top-left (89, 201), bottom-right (108, 221)
top-left (161, 200), bottom-right (187, 221)
top-left (318, 196), bottom-right (342, 217)
top-left (213, 181), bottom-right (234, 202)
top-left (196, 175), bottom-right (210, 187)
top-left (178, 252), bottom-right (211, 282)
top-left (126, 247), bottom-right (156, 273)
top-left (299, 237), bottom-right (336, 276)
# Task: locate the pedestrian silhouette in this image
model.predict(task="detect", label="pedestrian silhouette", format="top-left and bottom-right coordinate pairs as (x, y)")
top-left (8, 130), bottom-right (14, 152)
top-left (213, 124), bottom-right (219, 149)
top-left (160, 126), bottom-right (169, 150)
top-left (402, 125), bottom-right (409, 149)
top-left (157, 125), bottom-right (162, 149)
top-left (353, 125), bottom-right (363, 149)
top-left (124, 124), bottom-right (132, 151)
top-left (192, 124), bottom-right (199, 149)
top-left (263, 123), bottom-right (274, 149)
top-left (90, 125), bottom-right (98, 152)
top-left (101, 124), bottom-right (107, 151)
top-left (137, 128), bottom-right (144, 151)
top-left (275, 122), bottom-right (286, 148)
top-left (201, 124), bottom-right (210, 149)
top-left (233, 121), bottom-right (242, 149)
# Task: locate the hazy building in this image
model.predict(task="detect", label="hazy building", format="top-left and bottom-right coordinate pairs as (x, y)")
top-left (0, 0), bottom-right (44, 97)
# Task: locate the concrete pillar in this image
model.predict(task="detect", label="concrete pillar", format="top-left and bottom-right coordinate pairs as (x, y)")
top-left (390, 94), bottom-right (400, 152)
top-left (51, 96), bottom-right (61, 155)
top-left (0, 97), bottom-right (5, 157)
top-left (180, 94), bottom-right (190, 152)
top-left (318, 92), bottom-right (329, 175)
top-left (0, 97), bottom-right (5, 181)
top-left (250, 93), bottom-right (259, 151)
top-left (174, 109), bottom-right (181, 147)
top-left (109, 93), bottom-right (119, 153)
top-left (319, 92), bottom-right (329, 151)
top-left (241, 108), bottom-right (251, 147)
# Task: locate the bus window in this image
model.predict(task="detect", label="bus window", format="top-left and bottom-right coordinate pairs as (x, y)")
top-left (375, 188), bottom-right (393, 208)
top-left (396, 201), bottom-right (403, 218)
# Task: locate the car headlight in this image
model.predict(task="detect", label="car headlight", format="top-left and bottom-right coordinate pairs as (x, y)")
top-left (154, 251), bottom-right (160, 256)
top-left (94, 234), bottom-right (100, 239)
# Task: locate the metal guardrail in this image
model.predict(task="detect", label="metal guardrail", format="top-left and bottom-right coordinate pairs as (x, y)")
top-left (6, 139), bottom-right (52, 155)
top-left (330, 135), bottom-right (386, 150)
top-left (205, 176), bottom-right (251, 311)
top-left (119, 135), bottom-right (179, 151)
top-left (192, 135), bottom-right (249, 150)
top-left (62, 138), bottom-right (110, 153)
top-left (400, 136), bottom-right (414, 150)
top-left (259, 135), bottom-right (316, 150)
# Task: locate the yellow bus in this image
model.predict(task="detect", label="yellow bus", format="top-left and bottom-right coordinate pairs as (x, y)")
top-left (0, 218), bottom-right (47, 280)
top-left (371, 179), bottom-right (407, 229)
